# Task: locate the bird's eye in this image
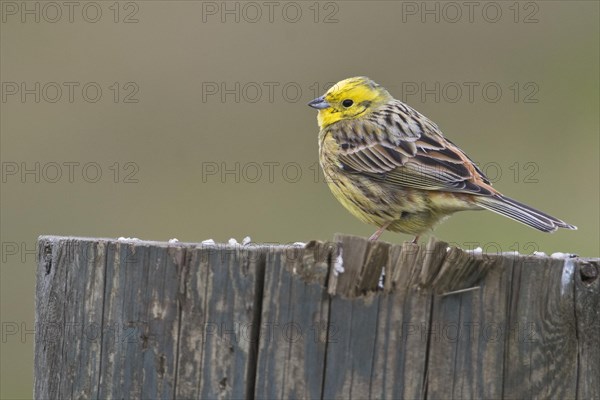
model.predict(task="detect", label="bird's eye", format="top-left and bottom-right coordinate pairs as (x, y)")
top-left (342, 99), bottom-right (354, 108)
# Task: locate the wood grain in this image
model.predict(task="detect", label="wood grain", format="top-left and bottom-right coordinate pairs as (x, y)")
top-left (35, 235), bottom-right (599, 400)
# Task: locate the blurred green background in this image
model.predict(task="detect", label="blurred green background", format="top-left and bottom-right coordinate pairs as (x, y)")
top-left (1, 1), bottom-right (598, 397)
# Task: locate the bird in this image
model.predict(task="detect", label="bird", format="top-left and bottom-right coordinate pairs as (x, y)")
top-left (308, 76), bottom-right (577, 242)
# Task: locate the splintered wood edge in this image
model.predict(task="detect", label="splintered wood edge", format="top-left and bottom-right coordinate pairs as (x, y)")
top-left (37, 235), bottom-right (598, 298)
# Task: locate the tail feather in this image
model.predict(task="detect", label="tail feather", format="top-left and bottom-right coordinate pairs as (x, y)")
top-left (476, 195), bottom-right (577, 233)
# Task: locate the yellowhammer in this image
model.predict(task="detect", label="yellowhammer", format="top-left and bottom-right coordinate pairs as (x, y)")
top-left (309, 76), bottom-right (577, 242)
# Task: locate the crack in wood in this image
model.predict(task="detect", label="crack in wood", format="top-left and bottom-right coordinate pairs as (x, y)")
top-left (34, 236), bottom-right (599, 400)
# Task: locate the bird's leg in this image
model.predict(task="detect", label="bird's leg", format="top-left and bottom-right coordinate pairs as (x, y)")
top-left (369, 222), bottom-right (391, 241)
top-left (411, 235), bottom-right (420, 244)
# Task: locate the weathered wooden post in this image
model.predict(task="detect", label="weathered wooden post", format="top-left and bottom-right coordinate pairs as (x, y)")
top-left (35, 235), bottom-right (599, 399)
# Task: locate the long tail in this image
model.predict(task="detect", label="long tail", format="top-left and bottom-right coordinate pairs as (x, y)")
top-left (475, 194), bottom-right (577, 233)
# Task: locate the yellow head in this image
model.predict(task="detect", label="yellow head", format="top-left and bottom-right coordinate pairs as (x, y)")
top-left (308, 76), bottom-right (393, 129)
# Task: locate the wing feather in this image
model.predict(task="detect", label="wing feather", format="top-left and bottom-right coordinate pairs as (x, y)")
top-left (330, 100), bottom-right (497, 196)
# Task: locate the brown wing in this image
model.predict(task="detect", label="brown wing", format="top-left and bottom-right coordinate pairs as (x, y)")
top-left (329, 100), bottom-right (498, 196)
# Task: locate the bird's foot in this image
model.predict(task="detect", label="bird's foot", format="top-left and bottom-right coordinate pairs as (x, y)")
top-left (369, 222), bottom-right (391, 241)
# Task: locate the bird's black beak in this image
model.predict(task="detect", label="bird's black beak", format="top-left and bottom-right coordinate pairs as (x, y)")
top-left (308, 95), bottom-right (331, 110)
